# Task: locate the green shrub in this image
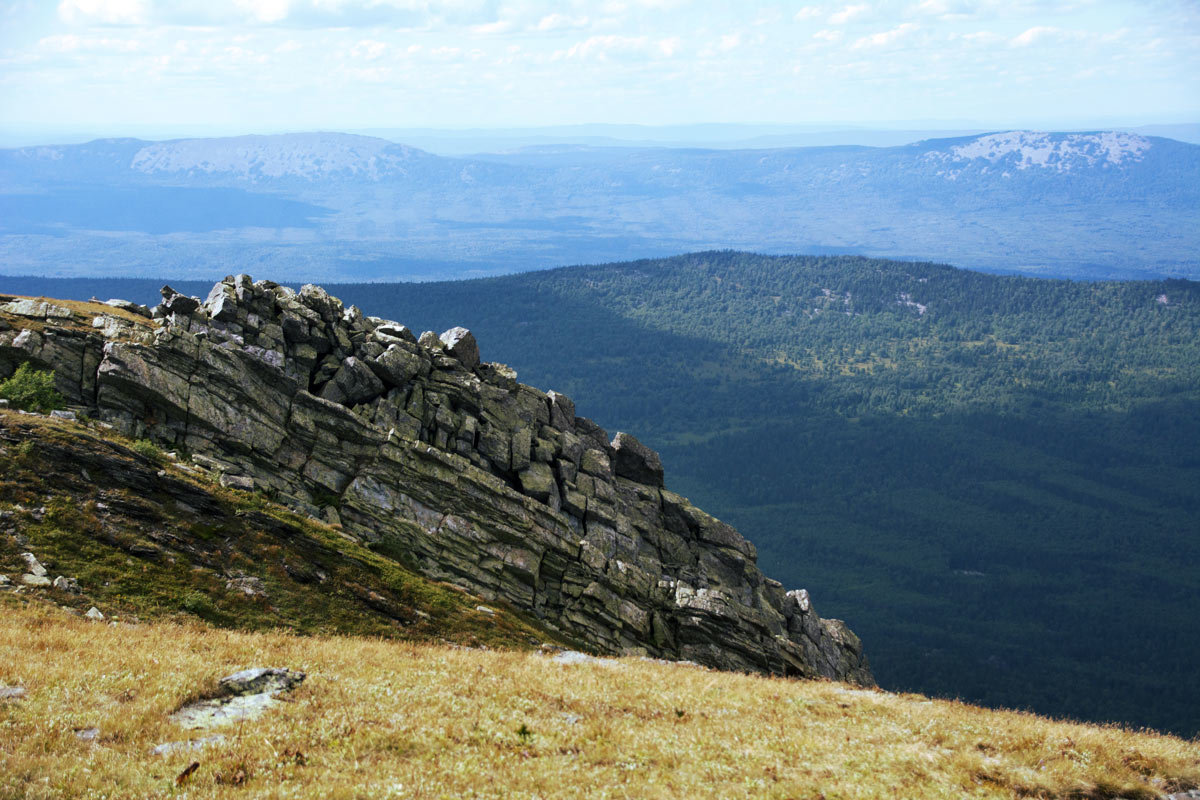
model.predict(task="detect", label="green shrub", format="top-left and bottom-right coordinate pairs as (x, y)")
top-left (0, 363), bottom-right (65, 414)
top-left (130, 439), bottom-right (163, 462)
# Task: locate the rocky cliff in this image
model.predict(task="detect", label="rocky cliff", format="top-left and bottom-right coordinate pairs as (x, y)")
top-left (0, 277), bottom-right (871, 684)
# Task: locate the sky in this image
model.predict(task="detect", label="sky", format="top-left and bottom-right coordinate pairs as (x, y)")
top-left (0, 0), bottom-right (1197, 137)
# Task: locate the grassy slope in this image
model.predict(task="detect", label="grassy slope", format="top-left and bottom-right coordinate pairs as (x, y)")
top-left (0, 410), bottom-right (559, 651)
top-left (2, 601), bottom-right (1198, 800)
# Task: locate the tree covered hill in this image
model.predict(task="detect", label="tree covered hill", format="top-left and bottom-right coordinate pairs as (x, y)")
top-left (5, 253), bottom-right (1200, 735)
top-left (327, 253), bottom-right (1200, 736)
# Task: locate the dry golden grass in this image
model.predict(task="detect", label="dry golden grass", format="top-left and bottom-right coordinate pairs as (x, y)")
top-left (1, 603), bottom-right (1197, 800)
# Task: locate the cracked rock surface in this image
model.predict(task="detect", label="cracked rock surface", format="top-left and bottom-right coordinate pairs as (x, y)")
top-left (0, 276), bottom-right (871, 684)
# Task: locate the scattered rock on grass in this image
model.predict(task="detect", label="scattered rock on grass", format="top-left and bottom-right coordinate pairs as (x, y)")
top-left (550, 650), bottom-right (618, 667)
top-left (170, 668), bottom-right (306, 730)
top-left (21, 574), bottom-right (51, 587)
top-left (20, 553), bottom-right (47, 577)
top-left (151, 734), bottom-right (226, 756)
top-left (53, 576), bottom-right (81, 593)
top-left (85, 607), bottom-right (104, 621)
top-left (0, 686), bottom-right (26, 700)
top-left (75, 727), bottom-right (100, 741)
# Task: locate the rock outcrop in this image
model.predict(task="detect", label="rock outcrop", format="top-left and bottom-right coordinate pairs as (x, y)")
top-left (0, 277), bottom-right (871, 684)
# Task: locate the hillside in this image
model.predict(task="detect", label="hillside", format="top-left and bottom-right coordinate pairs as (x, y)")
top-left (0, 280), bottom-right (870, 684)
top-left (226, 252), bottom-right (1197, 737)
top-left (3, 602), bottom-right (1200, 800)
top-left (0, 411), bottom-right (556, 650)
top-left (2, 130), bottom-right (1197, 281)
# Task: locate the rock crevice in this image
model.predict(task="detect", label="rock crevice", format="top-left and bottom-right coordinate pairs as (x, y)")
top-left (0, 277), bottom-right (871, 684)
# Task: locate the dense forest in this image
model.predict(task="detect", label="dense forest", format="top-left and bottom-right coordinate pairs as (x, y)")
top-left (6, 252), bottom-right (1199, 735)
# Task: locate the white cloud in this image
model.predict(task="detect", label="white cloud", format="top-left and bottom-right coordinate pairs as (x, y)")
top-left (812, 29), bottom-right (842, 42)
top-left (563, 34), bottom-right (679, 61)
top-left (39, 33), bottom-right (142, 52)
top-left (234, 0), bottom-right (293, 23)
top-left (350, 39), bottom-right (386, 59)
top-left (718, 33), bottom-right (740, 52)
top-left (470, 20), bottom-right (513, 35)
top-left (828, 4), bottom-right (868, 24)
top-left (794, 6), bottom-right (823, 20)
top-left (1011, 25), bottom-right (1059, 46)
top-left (57, 0), bottom-right (146, 24)
top-left (852, 22), bottom-right (919, 49)
top-left (536, 13), bottom-right (589, 31)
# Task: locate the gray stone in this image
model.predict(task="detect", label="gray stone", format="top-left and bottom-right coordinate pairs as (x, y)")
top-left (52, 575), bottom-right (81, 593)
top-left (610, 432), bottom-right (664, 487)
top-left (75, 727), bottom-right (100, 741)
top-left (170, 668), bottom-right (305, 729)
top-left (21, 553), bottom-right (47, 577)
top-left (0, 299), bottom-right (73, 319)
top-left (0, 686), bottom-right (27, 700)
top-left (547, 390), bottom-right (576, 431)
top-left (517, 462), bottom-right (556, 503)
top-left (321, 357), bottom-right (384, 406)
top-left (225, 575), bottom-right (267, 597)
top-left (219, 474), bottom-right (255, 491)
top-left (85, 606), bottom-right (104, 621)
top-left (104, 298), bottom-right (152, 317)
top-left (439, 327), bottom-right (480, 370)
top-left (219, 667), bottom-right (306, 696)
top-left (0, 575), bottom-right (10, 587)
top-left (370, 344), bottom-right (424, 387)
top-left (21, 573), bottom-right (50, 586)
top-left (159, 286), bottom-right (200, 315)
top-left (50, 409), bottom-right (77, 421)
top-left (374, 323), bottom-right (417, 344)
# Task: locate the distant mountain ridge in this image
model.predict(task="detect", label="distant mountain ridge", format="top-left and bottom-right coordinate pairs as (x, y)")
top-left (1, 130), bottom-right (1197, 280)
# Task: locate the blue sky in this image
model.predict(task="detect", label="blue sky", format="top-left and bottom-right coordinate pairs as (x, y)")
top-left (1, 0), bottom-right (1197, 134)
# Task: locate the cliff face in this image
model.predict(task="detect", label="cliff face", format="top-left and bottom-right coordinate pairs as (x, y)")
top-left (0, 277), bottom-right (871, 684)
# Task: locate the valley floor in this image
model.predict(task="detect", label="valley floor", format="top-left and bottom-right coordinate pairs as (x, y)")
top-left (1, 602), bottom-right (1197, 800)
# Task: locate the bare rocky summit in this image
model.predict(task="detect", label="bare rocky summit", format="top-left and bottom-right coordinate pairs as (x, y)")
top-left (0, 276), bottom-right (871, 683)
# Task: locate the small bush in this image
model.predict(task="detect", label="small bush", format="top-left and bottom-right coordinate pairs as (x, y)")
top-left (0, 363), bottom-right (65, 414)
top-left (130, 439), bottom-right (163, 462)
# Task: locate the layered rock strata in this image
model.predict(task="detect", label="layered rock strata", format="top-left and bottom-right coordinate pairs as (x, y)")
top-left (0, 277), bottom-right (871, 684)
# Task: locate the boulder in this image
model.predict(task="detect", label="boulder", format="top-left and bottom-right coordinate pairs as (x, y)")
top-left (370, 344), bottom-right (424, 387)
top-left (610, 432), bottom-right (665, 488)
top-left (104, 299), bottom-right (152, 318)
top-left (0, 299), bottom-right (73, 319)
top-left (321, 357), bottom-right (384, 406)
top-left (548, 390), bottom-right (576, 431)
top-left (159, 286), bottom-right (200, 315)
top-left (439, 327), bottom-right (480, 370)
top-left (20, 553), bottom-right (47, 577)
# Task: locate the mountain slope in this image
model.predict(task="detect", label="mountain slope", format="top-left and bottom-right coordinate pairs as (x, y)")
top-left (0, 411), bottom-right (554, 649)
top-left (5, 255), bottom-right (1199, 732)
top-left (1, 130), bottom-right (1196, 280)
top-left (274, 252), bottom-right (1198, 737)
top-left (0, 281), bottom-right (870, 684)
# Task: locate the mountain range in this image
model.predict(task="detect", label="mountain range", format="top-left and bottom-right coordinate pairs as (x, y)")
top-left (2, 130), bottom-right (1197, 281)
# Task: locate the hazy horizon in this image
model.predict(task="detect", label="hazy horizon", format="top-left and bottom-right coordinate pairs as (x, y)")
top-left (2, 1), bottom-right (1197, 137)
